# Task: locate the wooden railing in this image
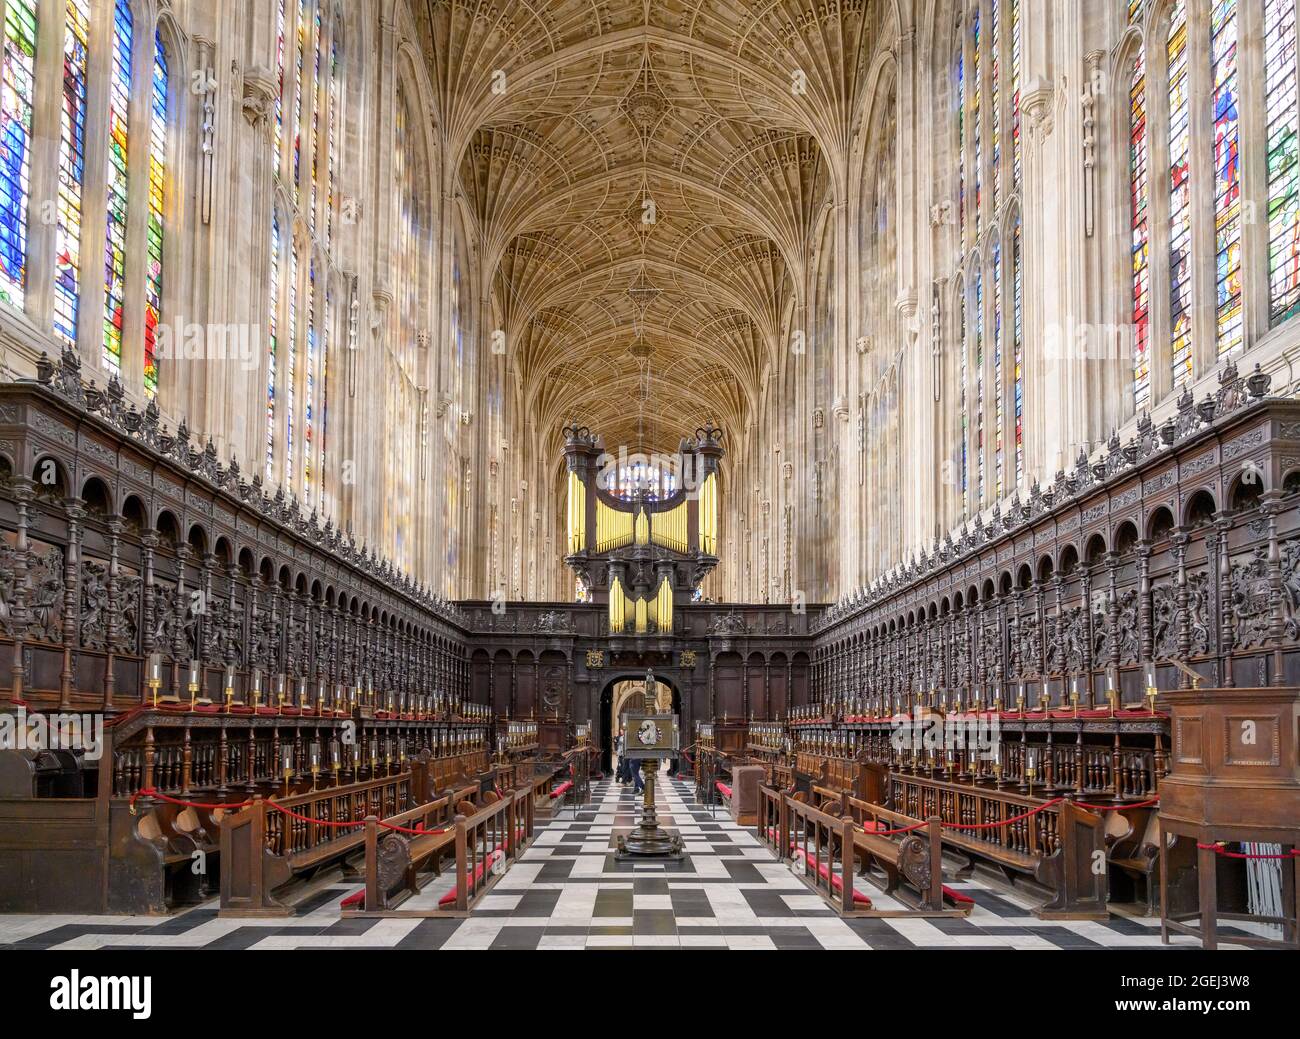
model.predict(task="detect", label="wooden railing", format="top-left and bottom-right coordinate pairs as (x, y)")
top-left (447, 791), bottom-right (524, 913)
top-left (883, 773), bottom-right (1109, 919)
top-left (219, 771), bottom-right (415, 916)
top-left (782, 792), bottom-right (867, 917)
top-left (351, 783), bottom-right (535, 915)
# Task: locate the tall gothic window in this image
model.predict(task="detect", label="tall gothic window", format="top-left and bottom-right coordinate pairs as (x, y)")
top-left (992, 239), bottom-right (1004, 499)
top-left (102, 0), bottom-right (131, 377)
top-left (1124, 0), bottom-right (1294, 413)
top-left (55, 0), bottom-right (90, 347)
top-left (274, 0), bottom-right (286, 180)
top-left (1266, 0), bottom-right (1300, 320)
top-left (0, 0), bottom-right (36, 312)
top-left (386, 83), bottom-right (428, 570)
top-left (1130, 49), bottom-right (1152, 411)
top-left (1013, 215), bottom-right (1024, 479)
top-left (952, 0), bottom-right (1024, 517)
top-left (1211, 0), bottom-right (1242, 359)
top-left (144, 30), bottom-right (167, 397)
top-left (267, 213), bottom-right (280, 481)
top-left (1167, 0), bottom-right (1193, 390)
top-left (266, 0), bottom-right (344, 514)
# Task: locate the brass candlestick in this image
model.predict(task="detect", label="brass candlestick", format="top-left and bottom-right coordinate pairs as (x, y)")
top-left (187, 659), bottom-right (201, 710)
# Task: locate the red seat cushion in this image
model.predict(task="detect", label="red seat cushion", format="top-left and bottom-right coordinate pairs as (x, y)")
top-left (438, 851), bottom-right (502, 906)
top-left (339, 890), bottom-right (364, 908)
top-left (942, 885), bottom-right (975, 905)
top-left (793, 848), bottom-right (872, 906)
top-left (550, 781), bottom-right (573, 799)
top-left (715, 782), bottom-right (733, 799)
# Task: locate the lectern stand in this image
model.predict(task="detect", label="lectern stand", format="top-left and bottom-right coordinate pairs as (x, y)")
top-left (617, 759), bottom-right (683, 859)
top-left (616, 708), bottom-right (684, 861)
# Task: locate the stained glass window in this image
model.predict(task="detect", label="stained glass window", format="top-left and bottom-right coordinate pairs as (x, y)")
top-left (144, 31), bottom-right (167, 398)
top-left (303, 259), bottom-right (315, 499)
top-left (309, 1), bottom-right (321, 236)
top-left (326, 15), bottom-right (340, 247)
top-left (959, 283), bottom-right (968, 512)
top-left (286, 240), bottom-right (298, 486)
top-left (54, 0), bottom-right (90, 347)
top-left (1131, 50), bottom-right (1152, 412)
top-left (320, 285), bottom-right (331, 509)
top-left (1013, 217), bottom-right (1024, 484)
top-left (1011, 0), bottom-right (1022, 189)
top-left (991, 0), bottom-right (1001, 213)
top-left (974, 266), bottom-right (985, 508)
top-left (102, 0), bottom-right (132, 375)
top-left (1167, 0), bottom-right (1193, 390)
top-left (267, 214), bottom-right (279, 482)
top-left (957, 19), bottom-right (965, 239)
top-left (993, 241), bottom-right (1004, 500)
top-left (1266, 0), bottom-right (1300, 321)
top-left (1212, 0), bottom-right (1242, 358)
top-left (274, 0), bottom-right (286, 179)
top-left (292, 0), bottom-right (306, 203)
top-left (0, 0), bottom-right (37, 312)
top-left (972, 10), bottom-right (982, 237)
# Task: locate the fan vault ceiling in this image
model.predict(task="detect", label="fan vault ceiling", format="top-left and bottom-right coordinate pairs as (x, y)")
top-left (414, 0), bottom-right (882, 455)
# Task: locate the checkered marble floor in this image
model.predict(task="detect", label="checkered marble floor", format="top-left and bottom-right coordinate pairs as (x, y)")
top-left (0, 779), bottom-right (1251, 950)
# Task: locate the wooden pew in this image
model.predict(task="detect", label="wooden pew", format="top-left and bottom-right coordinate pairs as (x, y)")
top-left (872, 776), bottom-right (1110, 920)
top-left (347, 781), bottom-right (530, 914)
top-left (218, 771), bottom-right (416, 917)
top-left (1105, 805), bottom-right (1162, 914)
top-left (345, 787), bottom-right (532, 916)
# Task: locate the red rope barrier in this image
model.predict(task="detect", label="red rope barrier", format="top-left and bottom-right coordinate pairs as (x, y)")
top-left (129, 787), bottom-right (449, 836)
top-left (854, 795), bottom-right (1159, 836)
top-left (1197, 843), bottom-right (1300, 860)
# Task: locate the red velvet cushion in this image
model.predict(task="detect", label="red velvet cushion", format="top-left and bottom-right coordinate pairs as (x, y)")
top-left (339, 890), bottom-right (364, 908)
top-left (438, 851), bottom-right (501, 906)
top-left (942, 885), bottom-right (975, 905)
top-left (793, 849), bottom-right (871, 906)
top-left (715, 782), bottom-right (733, 798)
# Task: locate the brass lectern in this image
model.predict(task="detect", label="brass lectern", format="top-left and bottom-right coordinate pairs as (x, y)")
top-left (617, 710), bottom-right (684, 860)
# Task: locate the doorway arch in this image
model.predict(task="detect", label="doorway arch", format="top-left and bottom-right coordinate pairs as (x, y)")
top-left (598, 673), bottom-right (682, 775)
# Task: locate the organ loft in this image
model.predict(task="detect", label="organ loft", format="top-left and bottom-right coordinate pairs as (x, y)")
top-left (0, 0), bottom-right (1297, 976)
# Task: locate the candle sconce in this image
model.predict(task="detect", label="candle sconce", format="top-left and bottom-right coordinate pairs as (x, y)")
top-left (223, 664), bottom-right (238, 711)
top-left (281, 744), bottom-right (294, 797)
top-left (187, 659), bottom-right (205, 709)
top-left (146, 653), bottom-right (165, 707)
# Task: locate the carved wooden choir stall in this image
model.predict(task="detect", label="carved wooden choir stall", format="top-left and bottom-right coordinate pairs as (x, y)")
top-left (2, 358), bottom-right (1300, 944)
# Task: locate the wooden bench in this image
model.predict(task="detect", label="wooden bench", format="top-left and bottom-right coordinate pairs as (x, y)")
top-left (872, 777), bottom-right (1110, 920)
top-left (345, 779), bottom-right (528, 914)
top-left (1105, 804), bottom-right (1162, 914)
top-left (345, 787), bottom-right (532, 917)
top-left (218, 771), bottom-right (418, 917)
top-left (759, 785), bottom-right (971, 918)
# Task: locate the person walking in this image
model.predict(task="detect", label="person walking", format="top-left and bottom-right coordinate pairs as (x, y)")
top-left (615, 729), bottom-right (627, 784)
top-left (629, 755), bottom-right (643, 794)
